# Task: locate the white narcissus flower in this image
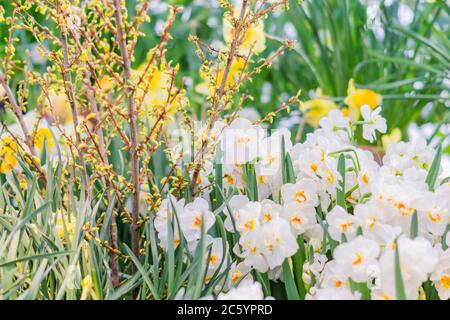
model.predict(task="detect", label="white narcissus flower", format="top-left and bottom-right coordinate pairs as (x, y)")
top-left (302, 253), bottom-right (328, 285)
top-left (416, 192), bottom-right (449, 237)
top-left (227, 200), bottom-right (262, 234)
top-left (234, 201), bottom-right (262, 234)
top-left (282, 202), bottom-right (317, 236)
top-left (333, 235), bottom-right (380, 282)
top-left (154, 195), bottom-right (185, 249)
top-left (259, 217), bottom-right (298, 270)
top-left (379, 235), bottom-right (439, 300)
top-left (281, 179), bottom-right (319, 207)
top-left (179, 198), bottom-right (215, 243)
top-left (226, 262), bottom-right (253, 289)
top-left (370, 178), bottom-right (424, 236)
top-left (239, 229), bottom-right (269, 272)
top-left (382, 138), bottom-right (435, 176)
top-left (220, 118), bottom-right (265, 165)
top-left (259, 199), bottom-right (282, 224)
top-left (203, 236), bottom-right (228, 283)
top-left (430, 248), bottom-right (450, 300)
top-left (305, 224), bottom-right (325, 253)
top-left (326, 205), bottom-right (359, 242)
top-left (258, 128), bottom-right (292, 176)
top-left (361, 105), bottom-right (387, 143)
top-left (353, 200), bottom-right (401, 245)
top-left (318, 109), bottom-right (351, 141)
top-left (320, 260), bottom-right (350, 290)
top-left (217, 279), bottom-right (267, 300)
top-left (357, 153), bottom-right (380, 195)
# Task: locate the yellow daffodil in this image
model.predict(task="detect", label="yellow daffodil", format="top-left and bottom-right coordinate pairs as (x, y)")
top-left (223, 13), bottom-right (266, 55)
top-left (195, 58), bottom-right (245, 96)
top-left (0, 136), bottom-right (18, 173)
top-left (343, 79), bottom-right (382, 121)
top-left (133, 64), bottom-right (180, 116)
top-left (382, 128), bottom-right (402, 150)
top-left (33, 127), bottom-right (55, 151)
top-left (98, 76), bottom-right (115, 92)
top-left (300, 88), bottom-right (338, 127)
top-left (42, 91), bottom-right (73, 125)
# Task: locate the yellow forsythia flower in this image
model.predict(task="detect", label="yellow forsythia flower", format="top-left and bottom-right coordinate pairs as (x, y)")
top-left (300, 88), bottom-right (338, 128)
top-left (0, 136), bottom-right (18, 173)
top-left (343, 79), bottom-right (382, 121)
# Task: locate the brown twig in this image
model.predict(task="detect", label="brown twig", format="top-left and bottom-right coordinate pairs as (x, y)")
top-left (113, 0), bottom-right (141, 262)
top-left (56, 1), bottom-right (90, 195)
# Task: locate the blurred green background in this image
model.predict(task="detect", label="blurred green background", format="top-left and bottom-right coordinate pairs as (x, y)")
top-left (1, 0), bottom-right (449, 144)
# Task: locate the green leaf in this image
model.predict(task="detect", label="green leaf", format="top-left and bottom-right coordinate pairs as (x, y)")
top-left (292, 235), bottom-right (307, 299)
top-left (410, 210), bottom-right (418, 239)
top-left (244, 164), bottom-right (258, 201)
top-left (282, 259), bottom-right (300, 300)
top-left (281, 136), bottom-right (295, 184)
top-left (394, 241), bottom-right (407, 300)
top-left (425, 143), bottom-right (442, 191)
top-left (336, 154), bottom-right (346, 209)
top-left (123, 245), bottom-right (159, 299)
top-left (0, 250), bottom-right (73, 268)
top-left (254, 271), bottom-right (271, 297)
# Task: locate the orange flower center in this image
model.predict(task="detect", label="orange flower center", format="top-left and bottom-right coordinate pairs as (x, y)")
top-left (441, 275), bottom-right (450, 290)
top-left (362, 173), bottom-right (369, 184)
top-left (427, 211), bottom-right (443, 223)
top-left (193, 215), bottom-right (202, 227)
top-left (244, 219), bottom-right (255, 231)
top-left (295, 191), bottom-right (307, 203)
top-left (291, 216), bottom-right (302, 224)
top-left (352, 253), bottom-right (363, 266)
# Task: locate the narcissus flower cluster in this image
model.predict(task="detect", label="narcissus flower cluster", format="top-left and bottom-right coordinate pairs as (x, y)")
top-left (154, 106), bottom-right (449, 300)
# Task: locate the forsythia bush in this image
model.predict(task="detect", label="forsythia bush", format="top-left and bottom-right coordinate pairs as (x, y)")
top-left (0, 0), bottom-right (448, 300)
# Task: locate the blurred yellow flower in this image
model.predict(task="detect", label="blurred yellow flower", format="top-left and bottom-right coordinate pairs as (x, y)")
top-left (0, 85), bottom-right (5, 101)
top-left (55, 211), bottom-right (75, 242)
top-left (42, 91), bottom-right (73, 125)
top-left (382, 128), bottom-right (402, 150)
top-left (134, 64), bottom-right (176, 114)
top-left (81, 275), bottom-right (95, 300)
top-left (344, 79), bottom-right (382, 121)
top-left (0, 136), bottom-right (18, 173)
top-left (33, 127), bottom-right (55, 151)
top-left (223, 13), bottom-right (266, 55)
top-left (98, 76), bottom-right (115, 92)
top-left (195, 58), bottom-right (245, 96)
top-left (300, 88), bottom-right (338, 127)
